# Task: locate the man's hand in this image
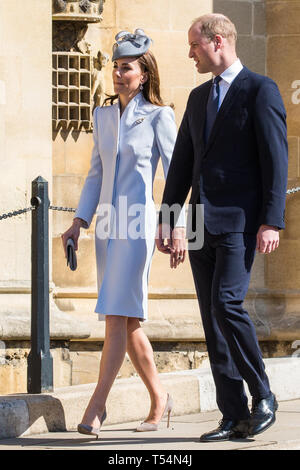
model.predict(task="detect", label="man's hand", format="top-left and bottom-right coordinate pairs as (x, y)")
top-left (256, 224), bottom-right (279, 254)
top-left (155, 223), bottom-right (186, 268)
top-left (170, 227), bottom-right (186, 268)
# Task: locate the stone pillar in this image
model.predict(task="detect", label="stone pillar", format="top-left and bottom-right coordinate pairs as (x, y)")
top-left (0, 1), bottom-right (53, 320)
top-left (0, 0), bottom-right (56, 392)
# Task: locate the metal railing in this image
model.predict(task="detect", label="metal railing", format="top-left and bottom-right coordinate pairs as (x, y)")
top-left (0, 177), bottom-right (299, 394)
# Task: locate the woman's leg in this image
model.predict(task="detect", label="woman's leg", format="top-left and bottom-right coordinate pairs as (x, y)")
top-left (126, 317), bottom-right (168, 423)
top-left (80, 315), bottom-right (128, 428)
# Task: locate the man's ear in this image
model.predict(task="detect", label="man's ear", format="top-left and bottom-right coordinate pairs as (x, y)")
top-left (214, 34), bottom-right (223, 50)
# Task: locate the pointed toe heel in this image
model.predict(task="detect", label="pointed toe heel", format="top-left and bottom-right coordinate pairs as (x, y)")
top-left (77, 407), bottom-right (107, 439)
top-left (135, 422), bottom-right (158, 432)
top-left (77, 423), bottom-right (101, 439)
top-left (135, 393), bottom-right (174, 432)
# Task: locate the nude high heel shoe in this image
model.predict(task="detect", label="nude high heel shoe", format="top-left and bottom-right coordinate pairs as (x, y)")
top-left (77, 408), bottom-right (107, 439)
top-left (135, 394), bottom-right (173, 432)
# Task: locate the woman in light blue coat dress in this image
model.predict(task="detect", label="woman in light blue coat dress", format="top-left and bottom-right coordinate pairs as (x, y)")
top-left (62, 30), bottom-right (186, 438)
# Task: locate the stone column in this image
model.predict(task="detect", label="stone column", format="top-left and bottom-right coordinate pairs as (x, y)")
top-left (0, 0), bottom-right (54, 392)
top-left (0, 1), bottom-right (53, 322)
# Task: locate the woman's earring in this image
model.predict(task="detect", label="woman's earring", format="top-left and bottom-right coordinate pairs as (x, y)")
top-left (140, 83), bottom-right (143, 91)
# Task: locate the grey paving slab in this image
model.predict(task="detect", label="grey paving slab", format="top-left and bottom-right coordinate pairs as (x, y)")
top-left (0, 400), bottom-right (300, 451)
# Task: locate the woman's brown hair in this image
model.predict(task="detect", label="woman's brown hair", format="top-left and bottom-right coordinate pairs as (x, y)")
top-left (103, 50), bottom-right (167, 107)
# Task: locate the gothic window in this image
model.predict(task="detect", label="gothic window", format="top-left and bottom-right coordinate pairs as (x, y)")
top-left (52, 0), bottom-right (105, 131)
top-left (52, 51), bottom-right (92, 130)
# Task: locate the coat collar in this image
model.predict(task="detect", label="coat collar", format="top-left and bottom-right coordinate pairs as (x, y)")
top-left (102, 91), bottom-right (153, 162)
top-left (118, 91), bottom-right (158, 125)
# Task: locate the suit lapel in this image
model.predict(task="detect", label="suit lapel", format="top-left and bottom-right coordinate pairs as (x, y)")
top-left (198, 80), bottom-right (212, 149)
top-left (201, 67), bottom-right (249, 157)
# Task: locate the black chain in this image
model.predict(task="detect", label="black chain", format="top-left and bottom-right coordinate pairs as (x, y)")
top-left (49, 206), bottom-right (76, 213)
top-left (0, 206), bottom-right (35, 220)
top-left (0, 205), bottom-right (76, 220)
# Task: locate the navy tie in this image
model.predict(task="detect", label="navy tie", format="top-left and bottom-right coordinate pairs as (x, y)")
top-left (204, 75), bottom-right (222, 144)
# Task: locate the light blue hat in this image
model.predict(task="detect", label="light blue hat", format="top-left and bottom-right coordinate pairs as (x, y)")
top-left (112, 29), bottom-right (152, 62)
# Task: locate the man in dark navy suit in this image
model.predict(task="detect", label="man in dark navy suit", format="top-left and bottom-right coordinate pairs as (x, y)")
top-left (156, 13), bottom-right (288, 442)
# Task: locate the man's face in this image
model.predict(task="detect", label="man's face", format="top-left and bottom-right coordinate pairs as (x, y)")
top-left (188, 24), bottom-right (216, 74)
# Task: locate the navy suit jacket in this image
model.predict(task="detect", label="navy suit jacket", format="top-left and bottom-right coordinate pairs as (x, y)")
top-left (161, 66), bottom-right (288, 234)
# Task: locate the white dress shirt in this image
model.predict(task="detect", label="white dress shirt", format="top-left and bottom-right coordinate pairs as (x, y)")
top-left (215, 58), bottom-right (244, 109)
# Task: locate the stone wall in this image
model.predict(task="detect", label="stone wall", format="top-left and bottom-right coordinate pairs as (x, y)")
top-left (0, 0), bottom-right (53, 289)
top-left (0, 0), bottom-right (54, 394)
top-left (262, 0), bottom-right (300, 333)
top-left (214, 0), bottom-right (266, 74)
top-left (0, 0), bottom-right (53, 370)
top-left (1, 1), bottom-right (299, 395)
top-left (211, 0), bottom-right (300, 348)
top-left (51, 0), bottom-right (300, 358)
top-left (265, 0), bottom-right (300, 288)
top-left (40, 1), bottom-right (300, 389)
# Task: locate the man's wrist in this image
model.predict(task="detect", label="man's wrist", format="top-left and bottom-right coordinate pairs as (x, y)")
top-left (261, 224), bottom-right (279, 231)
top-left (173, 226), bottom-right (186, 233)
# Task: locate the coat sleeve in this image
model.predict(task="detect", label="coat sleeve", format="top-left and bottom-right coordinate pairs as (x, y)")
top-left (254, 79), bottom-right (288, 229)
top-left (155, 106), bottom-right (186, 227)
top-left (158, 96), bottom-right (194, 229)
top-left (74, 107), bottom-right (103, 228)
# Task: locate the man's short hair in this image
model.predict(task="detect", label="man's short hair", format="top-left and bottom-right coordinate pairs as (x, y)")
top-left (191, 14), bottom-right (237, 43)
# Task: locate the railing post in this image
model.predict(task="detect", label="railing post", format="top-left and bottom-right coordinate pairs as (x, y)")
top-left (27, 176), bottom-right (53, 393)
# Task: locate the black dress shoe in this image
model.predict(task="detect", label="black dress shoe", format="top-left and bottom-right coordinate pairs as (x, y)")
top-left (249, 392), bottom-right (278, 436)
top-left (200, 418), bottom-right (250, 442)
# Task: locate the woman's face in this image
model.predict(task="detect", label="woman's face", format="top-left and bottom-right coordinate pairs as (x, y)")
top-left (113, 57), bottom-right (147, 96)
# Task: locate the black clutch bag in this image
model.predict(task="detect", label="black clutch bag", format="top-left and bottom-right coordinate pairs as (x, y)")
top-left (66, 238), bottom-right (77, 271)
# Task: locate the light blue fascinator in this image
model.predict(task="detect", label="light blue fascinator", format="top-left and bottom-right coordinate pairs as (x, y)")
top-left (112, 28), bottom-right (152, 61)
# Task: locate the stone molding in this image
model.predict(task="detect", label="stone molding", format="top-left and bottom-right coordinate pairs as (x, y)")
top-left (52, 0), bottom-right (104, 22)
top-left (54, 287), bottom-right (300, 342)
top-left (0, 309), bottom-right (90, 341)
top-left (1, 286), bottom-right (300, 341)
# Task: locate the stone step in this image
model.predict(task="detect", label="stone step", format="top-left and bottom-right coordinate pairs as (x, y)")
top-left (0, 357), bottom-right (299, 439)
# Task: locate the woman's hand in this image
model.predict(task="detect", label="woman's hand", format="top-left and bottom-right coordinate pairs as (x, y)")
top-left (155, 223), bottom-right (173, 254)
top-left (170, 227), bottom-right (186, 269)
top-left (61, 218), bottom-right (84, 258)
